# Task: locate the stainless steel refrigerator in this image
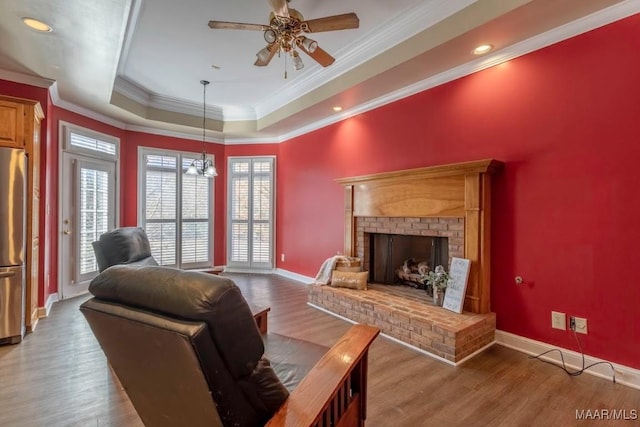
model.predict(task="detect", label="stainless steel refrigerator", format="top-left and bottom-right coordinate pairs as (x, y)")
top-left (0, 147), bottom-right (27, 344)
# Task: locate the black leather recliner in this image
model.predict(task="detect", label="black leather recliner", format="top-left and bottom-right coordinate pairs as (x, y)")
top-left (92, 227), bottom-right (158, 272)
top-left (80, 265), bottom-right (380, 427)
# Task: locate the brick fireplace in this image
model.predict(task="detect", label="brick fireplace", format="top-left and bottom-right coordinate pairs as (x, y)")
top-left (308, 160), bottom-right (503, 364)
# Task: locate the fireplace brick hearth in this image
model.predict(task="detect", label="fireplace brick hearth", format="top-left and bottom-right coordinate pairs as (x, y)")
top-left (309, 283), bottom-right (495, 364)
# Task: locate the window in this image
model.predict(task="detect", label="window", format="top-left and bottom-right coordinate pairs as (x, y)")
top-left (69, 132), bottom-right (117, 156)
top-left (227, 157), bottom-right (275, 270)
top-left (138, 148), bottom-right (213, 269)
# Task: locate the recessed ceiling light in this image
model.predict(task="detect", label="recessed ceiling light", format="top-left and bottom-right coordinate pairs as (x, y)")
top-left (332, 106), bottom-right (343, 112)
top-left (473, 44), bottom-right (493, 55)
top-left (22, 17), bottom-right (53, 32)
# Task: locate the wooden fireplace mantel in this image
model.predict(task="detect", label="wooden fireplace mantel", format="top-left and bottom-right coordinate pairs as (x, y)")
top-left (336, 159), bottom-right (503, 314)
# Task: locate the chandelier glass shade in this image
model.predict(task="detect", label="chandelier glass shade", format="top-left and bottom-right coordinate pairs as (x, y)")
top-left (186, 80), bottom-right (217, 178)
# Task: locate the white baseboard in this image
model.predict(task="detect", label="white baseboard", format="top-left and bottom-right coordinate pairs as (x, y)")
top-left (223, 267), bottom-right (277, 274)
top-left (276, 269), bottom-right (314, 284)
top-left (37, 293), bottom-right (60, 319)
top-left (495, 330), bottom-right (640, 390)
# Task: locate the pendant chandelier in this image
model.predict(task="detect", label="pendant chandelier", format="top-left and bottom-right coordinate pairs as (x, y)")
top-left (186, 80), bottom-right (217, 178)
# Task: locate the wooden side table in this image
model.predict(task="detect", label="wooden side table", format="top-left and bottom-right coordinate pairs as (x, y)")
top-left (250, 305), bottom-right (270, 334)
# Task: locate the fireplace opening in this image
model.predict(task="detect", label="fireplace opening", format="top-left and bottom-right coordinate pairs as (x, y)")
top-left (368, 233), bottom-right (448, 287)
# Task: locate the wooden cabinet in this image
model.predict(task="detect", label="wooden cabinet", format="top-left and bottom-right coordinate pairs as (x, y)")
top-left (0, 95), bottom-right (44, 331)
top-left (0, 99), bottom-right (26, 148)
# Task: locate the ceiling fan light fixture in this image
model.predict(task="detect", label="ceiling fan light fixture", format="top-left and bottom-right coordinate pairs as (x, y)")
top-left (300, 37), bottom-right (318, 53)
top-left (256, 46), bottom-right (272, 62)
top-left (264, 28), bottom-right (277, 44)
top-left (291, 51), bottom-right (304, 70)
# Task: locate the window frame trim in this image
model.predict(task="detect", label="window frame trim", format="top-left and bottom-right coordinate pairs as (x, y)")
top-left (137, 146), bottom-right (215, 269)
top-left (226, 156), bottom-right (276, 270)
top-left (60, 120), bottom-right (120, 160)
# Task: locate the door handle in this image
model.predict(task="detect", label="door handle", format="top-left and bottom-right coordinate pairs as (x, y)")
top-left (0, 271), bottom-right (16, 278)
top-left (63, 230), bottom-right (71, 235)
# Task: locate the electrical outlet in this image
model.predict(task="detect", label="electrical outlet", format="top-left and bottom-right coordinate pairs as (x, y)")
top-left (281, 253), bottom-right (285, 262)
top-left (551, 311), bottom-right (566, 330)
top-left (570, 316), bottom-right (588, 334)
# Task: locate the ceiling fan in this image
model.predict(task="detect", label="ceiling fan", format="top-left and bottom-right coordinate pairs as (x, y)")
top-left (208, 0), bottom-right (359, 71)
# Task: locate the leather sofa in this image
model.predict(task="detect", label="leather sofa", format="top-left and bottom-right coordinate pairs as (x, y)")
top-left (92, 227), bottom-right (158, 272)
top-left (80, 265), bottom-right (379, 427)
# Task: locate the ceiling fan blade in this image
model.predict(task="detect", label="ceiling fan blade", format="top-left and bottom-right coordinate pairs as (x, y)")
top-left (304, 13), bottom-right (359, 32)
top-left (254, 43), bottom-right (280, 67)
top-left (269, 0), bottom-right (290, 18)
top-left (300, 45), bottom-right (335, 67)
top-left (208, 21), bottom-right (269, 31)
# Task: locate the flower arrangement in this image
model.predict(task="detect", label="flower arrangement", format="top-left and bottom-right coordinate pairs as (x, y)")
top-left (423, 265), bottom-right (450, 290)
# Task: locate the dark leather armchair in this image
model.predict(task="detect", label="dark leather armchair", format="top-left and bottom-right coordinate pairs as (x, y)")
top-left (92, 227), bottom-right (158, 272)
top-left (80, 265), bottom-right (379, 427)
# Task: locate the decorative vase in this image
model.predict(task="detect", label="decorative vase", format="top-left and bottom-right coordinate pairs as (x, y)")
top-left (433, 287), bottom-right (445, 306)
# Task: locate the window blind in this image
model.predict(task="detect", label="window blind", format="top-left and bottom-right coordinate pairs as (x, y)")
top-left (227, 157), bottom-right (274, 269)
top-left (140, 151), bottom-right (212, 268)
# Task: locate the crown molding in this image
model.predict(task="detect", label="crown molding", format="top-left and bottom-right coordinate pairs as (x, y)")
top-left (112, 76), bottom-right (150, 106)
top-left (116, 0), bottom-right (144, 77)
top-left (112, 75), bottom-right (257, 122)
top-left (50, 83), bottom-right (127, 129)
top-left (222, 135), bottom-right (283, 145)
top-left (124, 123), bottom-right (225, 144)
top-left (0, 69), bottom-right (55, 89)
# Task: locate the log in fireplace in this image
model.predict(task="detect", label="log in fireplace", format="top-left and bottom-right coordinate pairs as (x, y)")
top-left (369, 233), bottom-right (448, 286)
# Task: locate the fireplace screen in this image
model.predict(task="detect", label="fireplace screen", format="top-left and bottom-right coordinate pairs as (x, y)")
top-left (368, 233), bottom-right (448, 287)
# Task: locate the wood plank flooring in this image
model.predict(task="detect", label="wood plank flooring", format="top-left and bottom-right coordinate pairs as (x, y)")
top-left (1, 273), bottom-right (638, 426)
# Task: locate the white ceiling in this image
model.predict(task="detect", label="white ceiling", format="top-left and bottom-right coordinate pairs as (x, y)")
top-left (1, 0), bottom-right (638, 143)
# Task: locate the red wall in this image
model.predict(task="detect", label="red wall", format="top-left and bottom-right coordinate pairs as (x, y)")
top-left (276, 15), bottom-right (640, 368)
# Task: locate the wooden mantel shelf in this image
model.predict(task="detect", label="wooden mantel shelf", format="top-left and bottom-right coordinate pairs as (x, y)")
top-left (337, 159), bottom-right (504, 314)
top-left (335, 159), bottom-right (503, 185)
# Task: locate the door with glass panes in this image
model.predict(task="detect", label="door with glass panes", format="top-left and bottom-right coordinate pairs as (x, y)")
top-left (59, 125), bottom-right (118, 299)
top-left (227, 157), bottom-right (275, 270)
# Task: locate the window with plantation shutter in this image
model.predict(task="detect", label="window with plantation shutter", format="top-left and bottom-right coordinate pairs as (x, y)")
top-left (139, 148), bottom-right (213, 269)
top-left (227, 157), bottom-right (275, 270)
